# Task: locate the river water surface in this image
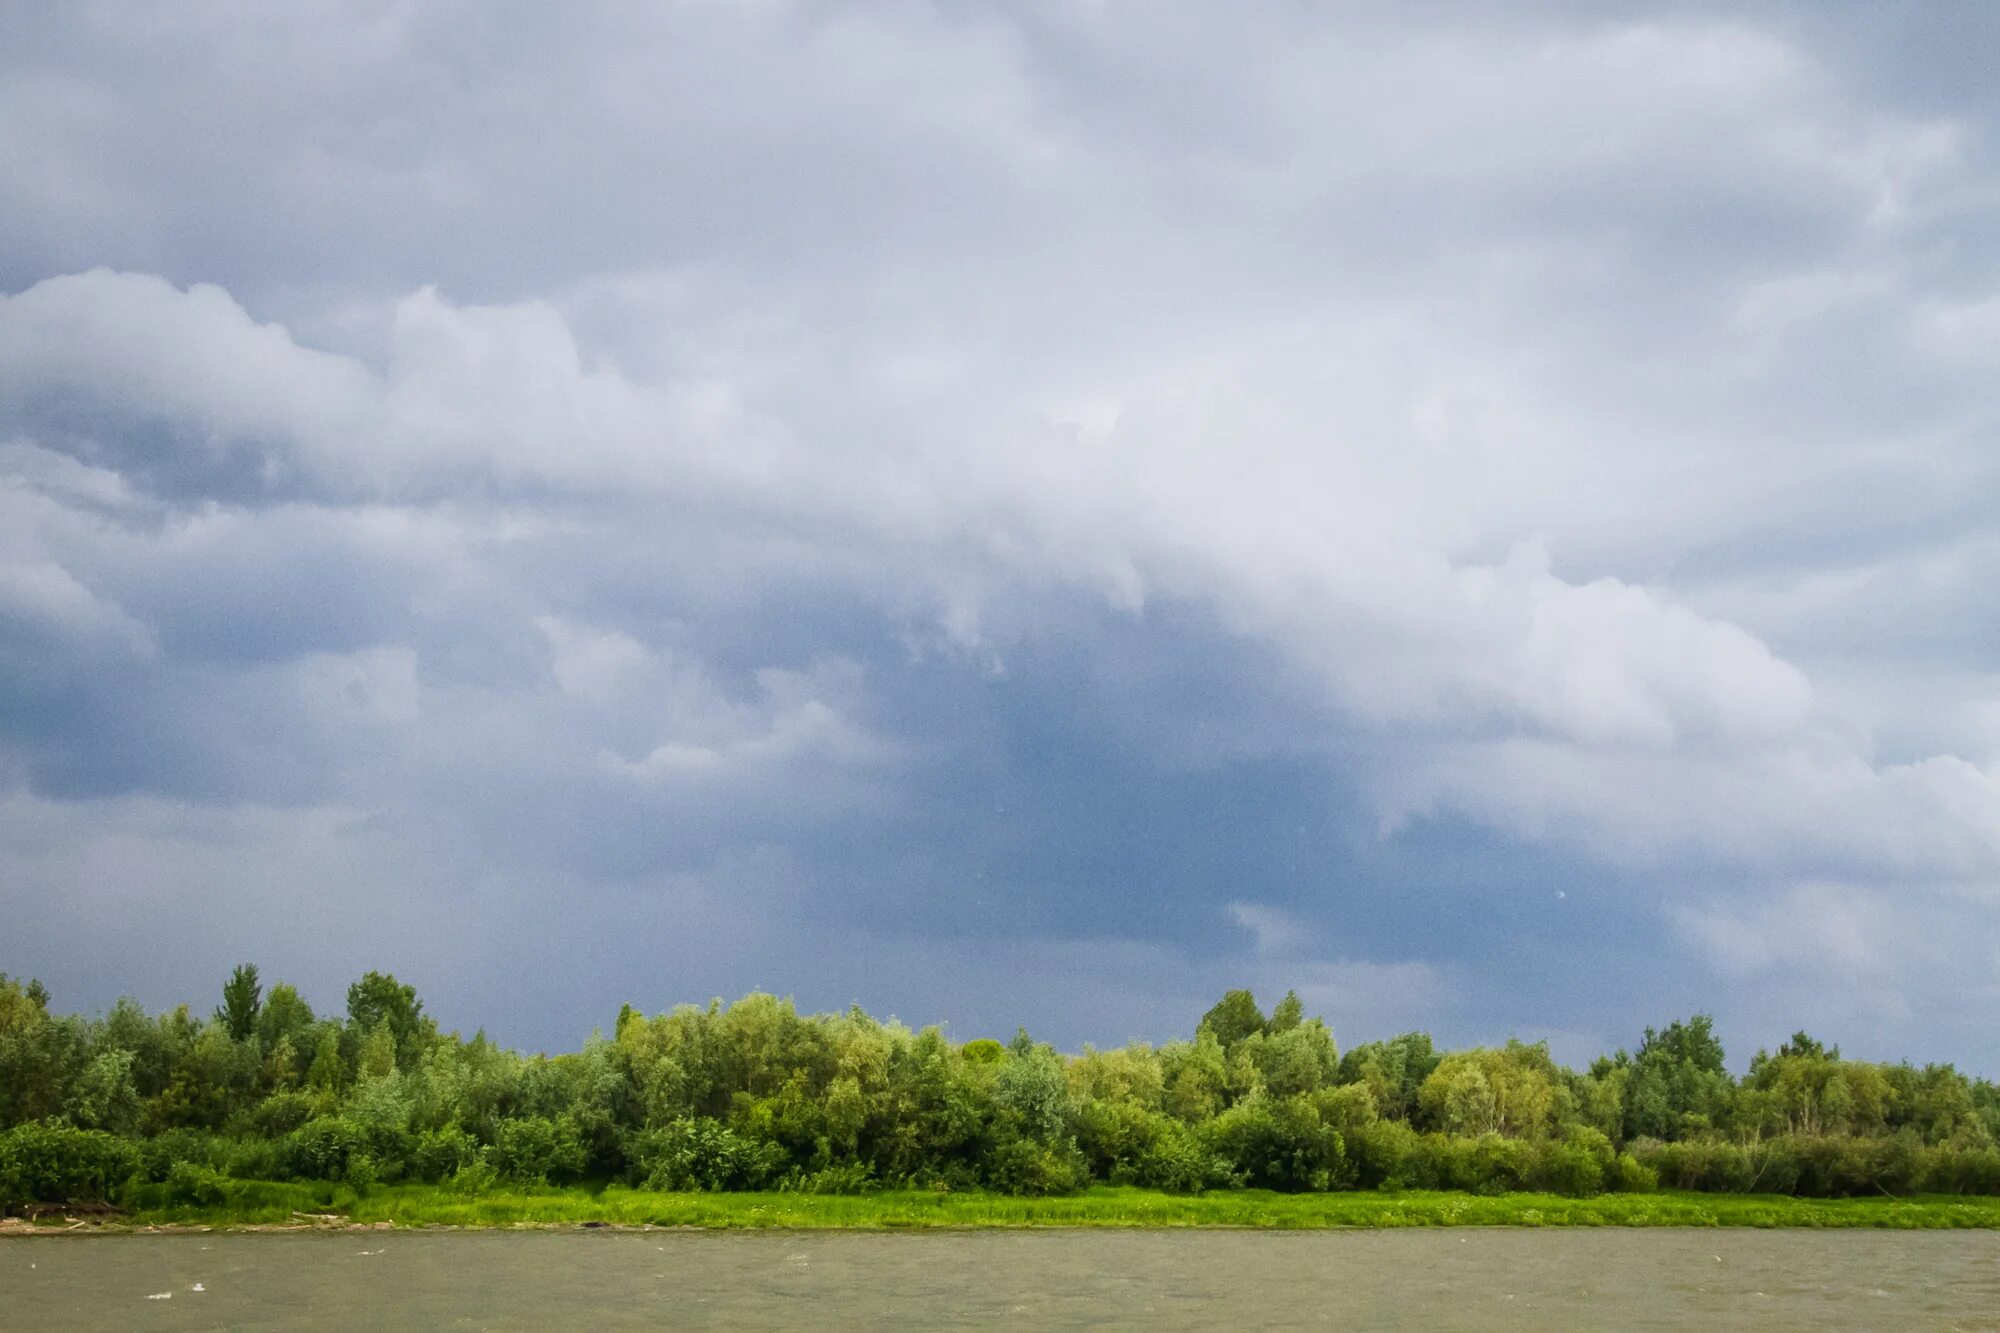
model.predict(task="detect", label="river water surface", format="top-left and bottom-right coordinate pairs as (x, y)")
top-left (5, 1229), bottom-right (2000, 1330)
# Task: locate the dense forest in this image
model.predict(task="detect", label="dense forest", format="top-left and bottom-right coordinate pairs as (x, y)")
top-left (6, 967), bottom-right (2000, 1213)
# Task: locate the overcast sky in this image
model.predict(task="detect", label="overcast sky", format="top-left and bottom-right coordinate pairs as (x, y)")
top-left (6, 2), bottom-right (2000, 1067)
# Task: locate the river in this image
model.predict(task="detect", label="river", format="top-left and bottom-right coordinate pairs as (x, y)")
top-left (5, 1229), bottom-right (1999, 1330)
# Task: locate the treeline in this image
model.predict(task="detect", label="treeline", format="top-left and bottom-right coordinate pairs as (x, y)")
top-left (6, 968), bottom-right (2000, 1213)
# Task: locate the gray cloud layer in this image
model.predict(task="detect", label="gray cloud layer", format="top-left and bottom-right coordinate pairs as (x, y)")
top-left (6, 2), bottom-right (2000, 1065)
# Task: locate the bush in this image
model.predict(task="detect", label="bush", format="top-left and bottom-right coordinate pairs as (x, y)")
top-left (1387, 1132), bottom-right (1529, 1193)
top-left (1633, 1138), bottom-right (1754, 1192)
top-left (1133, 1119), bottom-right (1232, 1193)
top-left (628, 1118), bottom-right (783, 1191)
top-left (1746, 1138), bottom-right (1801, 1194)
top-left (1202, 1096), bottom-right (1352, 1192)
top-left (1348, 1119), bottom-right (1417, 1190)
top-left (344, 1152), bottom-right (380, 1192)
top-left (1465, 1134), bottom-right (1530, 1193)
top-left (446, 1160), bottom-right (499, 1197)
top-left (778, 1163), bottom-right (876, 1195)
top-left (1074, 1099), bottom-right (1167, 1183)
top-left (410, 1126), bottom-right (481, 1183)
top-left (163, 1160), bottom-right (230, 1207)
top-left (1634, 1134), bottom-right (1929, 1198)
top-left (247, 1090), bottom-right (319, 1139)
top-left (220, 1137), bottom-right (283, 1181)
top-left (135, 1128), bottom-right (224, 1183)
top-left (1527, 1128), bottom-right (1614, 1197)
top-left (491, 1116), bottom-right (589, 1186)
top-left (1921, 1145), bottom-right (2000, 1195)
top-left (1610, 1152), bottom-right (1657, 1193)
top-left (983, 1135), bottom-right (1090, 1196)
top-left (281, 1117), bottom-right (372, 1182)
top-left (1786, 1134), bottom-right (1922, 1197)
top-left (0, 1120), bottom-right (139, 1211)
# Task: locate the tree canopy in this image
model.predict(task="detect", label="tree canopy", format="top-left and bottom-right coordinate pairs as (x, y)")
top-left (6, 971), bottom-right (2000, 1214)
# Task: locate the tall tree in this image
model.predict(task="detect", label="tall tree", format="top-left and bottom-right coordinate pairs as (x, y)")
top-left (1265, 991), bottom-right (1305, 1035)
top-left (1624, 1014), bottom-right (1733, 1140)
top-left (216, 963), bottom-right (262, 1042)
top-left (1198, 990), bottom-right (1267, 1048)
top-left (346, 970), bottom-right (426, 1067)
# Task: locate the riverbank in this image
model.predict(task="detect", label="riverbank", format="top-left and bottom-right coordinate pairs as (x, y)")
top-left (11, 1185), bottom-right (2000, 1232)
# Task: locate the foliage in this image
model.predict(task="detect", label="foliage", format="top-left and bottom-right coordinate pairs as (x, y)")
top-left (0, 1119), bottom-right (139, 1209)
top-left (1622, 1015), bottom-right (1732, 1140)
top-left (11, 971), bottom-right (2000, 1214)
top-left (629, 1118), bottom-right (783, 1191)
top-left (1338, 1033), bottom-right (1440, 1121)
top-left (490, 1116), bottom-right (588, 1186)
top-left (163, 1159), bottom-right (231, 1207)
top-left (217, 964), bottom-right (262, 1043)
top-left (1204, 1095), bottom-right (1352, 1192)
top-left (1198, 990), bottom-right (1268, 1048)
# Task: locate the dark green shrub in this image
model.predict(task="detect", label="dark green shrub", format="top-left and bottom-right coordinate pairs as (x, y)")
top-left (0, 1120), bottom-right (139, 1211)
top-left (1785, 1134), bottom-right (1921, 1197)
top-left (343, 1152), bottom-right (380, 1192)
top-left (135, 1128), bottom-right (224, 1183)
top-left (1635, 1138), bottom-right (1754, 1192)
top-left (1380, 1132), bottom-right (1449, 1190)
top-left (1392, 1132), bottom-right (1530, 1193)
top-left (1610, 1152), bottom-right (1658, 1192)
top-left (163, 1160), bottom-right (230, 1207)
top-left (281, 1117), bottom-right (371, 1181)
top-left (628, 1118), bottom-right (782, 1191)
top-left (410, 1126), bottom-right (481, 1183)
top-left (220, 1136), bottom-right (283, 1181)
top-left (1745, 1137), bottom-right (1801, 1194)
top-left (1527, 1127), bottom-right (1614, 1197)
top-left (1133, 1118), bottom-right (1231, 1193)
top-left (1921, 1145), bottom-right (2000, 1195)
top-left (1074, 1099), bottom-right (1166, 1182)
top-left (445, 1160), bottom-right (499, 1197)
top-left (1202, 1096), bottom-right (1352, 1192)
top-left (1348, 1119), bottom-right (1418, 1189)
top-left (491, 1116), bottom-right (588, 1186)
top-left (247, 1090), bottom-right (319, 1139)
top-left (779, 1163), bottom-right (875, 1194)
top-left (1465, 1134), bottom-right (1530, 1193)
top-left (983, 1135), bottom-right (1090, 1196)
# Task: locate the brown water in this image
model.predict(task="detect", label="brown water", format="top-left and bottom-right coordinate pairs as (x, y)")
top-left (5, 1229), bottom-right (2000, 1330)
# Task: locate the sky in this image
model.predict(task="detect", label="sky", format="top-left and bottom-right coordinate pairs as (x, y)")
top-left (5, 2), bottom-right (2000, 1068)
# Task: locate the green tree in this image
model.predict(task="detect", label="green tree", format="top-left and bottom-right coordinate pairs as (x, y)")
top-left (66, 1049), bottom-right (142, 1134)
top-left (1251, 1019), bottom-right (1340, 1098)
top-left (1624, 1015), bottom-right (1734, 1140)
top-left (1266, 991), bottom-right (1305, 1035)
top-left (0, 975), bottom-right (84, 1128)
top-left (256, 983), bottom-right (315, 1054)
top-left (217, 964), bottom-right (262, 1043)
top-left (1338, 1033), bottom-right (1440, 1121)
top-left (306, 1027), bottom-right (345, 1094)
top-left (347, 971), bottom-right (428, 1069)
top-left (1741, 1038), bottom-right (1892, 1138)
top-left (1417, 1043), bottom-right (1567, 1138)
top-left (1198, 990), bottom-right (1267, 1048)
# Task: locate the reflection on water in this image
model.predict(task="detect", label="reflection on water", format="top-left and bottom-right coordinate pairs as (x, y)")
top-left (6, 1229), bottom-right (2000, 1331)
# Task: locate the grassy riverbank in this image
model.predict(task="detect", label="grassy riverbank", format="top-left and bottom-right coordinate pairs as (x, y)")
top-left (45, 1184), bottom-right (2000, 1231)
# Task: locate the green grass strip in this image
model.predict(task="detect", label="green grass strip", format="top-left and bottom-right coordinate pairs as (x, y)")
top-left (90, 1184), bottom-right (2000, 1231)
